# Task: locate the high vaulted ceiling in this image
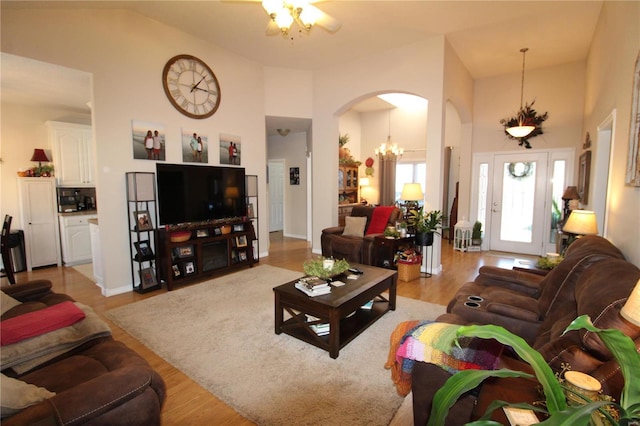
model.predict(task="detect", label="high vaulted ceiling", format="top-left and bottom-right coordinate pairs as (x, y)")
top-left (2, 0), bottom-right (608, 133)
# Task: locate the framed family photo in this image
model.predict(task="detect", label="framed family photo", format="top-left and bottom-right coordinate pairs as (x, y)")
top-left (139, 267), bottom-right (158, 289)
top-left (134, 210), bottom-right (153, 231)
top-left (134, 240), bottom-right (154, 259)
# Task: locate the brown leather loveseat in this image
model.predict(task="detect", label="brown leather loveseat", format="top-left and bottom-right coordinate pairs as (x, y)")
top-left (409, 236), bottom-right (640, 425)
top-left (1, 280), bottom-right (166, 425)
top-left (321, 205), bottom-right (402, 265)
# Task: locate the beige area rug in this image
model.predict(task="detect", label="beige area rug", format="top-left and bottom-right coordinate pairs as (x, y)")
top-left (72, 263), bottom-right (94, 281)
top-left (106, 265), bottom-right (445, 426)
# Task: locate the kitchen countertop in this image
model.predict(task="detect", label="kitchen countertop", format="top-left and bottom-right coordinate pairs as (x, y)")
top-left (58, 210), bottom-right (98, 217)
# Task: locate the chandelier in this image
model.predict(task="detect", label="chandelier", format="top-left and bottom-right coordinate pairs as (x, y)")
top-left (375, 109), bottom-right (403, 157)
top-left (506, 48), bottom-right (535, 138)
top-left (261, 0), bottom-right (322, 36)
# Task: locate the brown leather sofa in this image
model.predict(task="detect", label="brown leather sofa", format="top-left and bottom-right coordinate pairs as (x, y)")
top-left (321, 205), bottom-right (403, 265)
top-left (1, 280), bottom-right (166, 425)
top-left (410, 236), bottom-right (640, 425)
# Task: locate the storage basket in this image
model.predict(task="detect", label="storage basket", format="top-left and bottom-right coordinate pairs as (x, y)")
top-left (397, 262), bottom-right (421, 282)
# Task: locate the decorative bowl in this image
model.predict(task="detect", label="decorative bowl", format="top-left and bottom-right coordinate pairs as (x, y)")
top-left (170, 231), bottom-right (192, 243)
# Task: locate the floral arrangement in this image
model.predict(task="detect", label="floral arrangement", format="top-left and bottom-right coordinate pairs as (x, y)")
top-left (338, 133), bottom-right (362, 167)
top-left (303, 257), bottom-right (350, 279)
top-left (17, 164), bottom-right (54, 177)
top-left (499, 101), bottom-right (548, 149)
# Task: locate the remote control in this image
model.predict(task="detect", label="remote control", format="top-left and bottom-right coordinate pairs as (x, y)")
top-left (348, 268), bottom-right (363, 274)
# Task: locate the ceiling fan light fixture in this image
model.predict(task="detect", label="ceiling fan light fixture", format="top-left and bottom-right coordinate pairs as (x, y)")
top-left (277, 128), bottom-right (290, 137)
top-left (262, 0), bottom-right (281, 16)
top-left (299, 5), bottom-right (320, 28)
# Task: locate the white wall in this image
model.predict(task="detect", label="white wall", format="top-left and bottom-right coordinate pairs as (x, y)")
top-left (583, 1), bottom-right (640, 265)
top-left (2, 8), bottom-right (267, 294)
top-left (267, 131), bottom-right (308, 239)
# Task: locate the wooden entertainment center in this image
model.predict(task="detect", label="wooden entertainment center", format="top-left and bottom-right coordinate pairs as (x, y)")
top-left (157, 219), bottom-right (257, 291)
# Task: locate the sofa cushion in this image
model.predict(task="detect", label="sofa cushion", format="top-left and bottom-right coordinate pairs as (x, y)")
top-left (342, 216), bottom-right (367, 237)
top-left (1, 374), bottom-right (55, 418)
top-left (1, 301), bottom-right (86, 346)
top-left (366, 206), bottom-right (395, 235)
top-left (1, 292), bottom-right (21, 316)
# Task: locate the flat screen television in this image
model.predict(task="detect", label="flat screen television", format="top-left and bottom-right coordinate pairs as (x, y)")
top-left (156, 163), bottom-right (246, 226)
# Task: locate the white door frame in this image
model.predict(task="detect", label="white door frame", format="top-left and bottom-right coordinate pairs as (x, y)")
top-left (471, 148), bottom-right (574, 256)
top-left (593, 109), bottom-right (616, 237)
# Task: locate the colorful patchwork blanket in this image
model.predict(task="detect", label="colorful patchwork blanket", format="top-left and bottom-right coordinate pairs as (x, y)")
top-left (385, 320), bottom-right (504, 396)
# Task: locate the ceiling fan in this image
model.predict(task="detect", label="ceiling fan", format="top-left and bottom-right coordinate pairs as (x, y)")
top-left (243, 0), bottom-right (341, 36)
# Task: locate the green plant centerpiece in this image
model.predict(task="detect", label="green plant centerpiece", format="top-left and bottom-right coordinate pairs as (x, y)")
top-left (303, 257), bottom-right (350, 279)
top-left (383, 226), bottom-right (400, 239)
top-left (408, 207), bottom-right (442, 246)
top-left (472, 221), bottom-right (483, 245)
top-left (428, 315), bottom-right (640, 426)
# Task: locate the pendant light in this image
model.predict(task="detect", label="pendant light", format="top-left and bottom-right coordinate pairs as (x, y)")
top-left (506, 48), bottom-right (535, 138)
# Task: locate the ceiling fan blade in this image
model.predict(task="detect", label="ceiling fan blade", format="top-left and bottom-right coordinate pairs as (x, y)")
top-left (306, 5), bottom-right (341, 33)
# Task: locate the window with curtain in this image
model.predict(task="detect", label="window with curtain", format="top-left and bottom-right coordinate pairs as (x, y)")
top-left (395, 162), bottom-right (426, 202)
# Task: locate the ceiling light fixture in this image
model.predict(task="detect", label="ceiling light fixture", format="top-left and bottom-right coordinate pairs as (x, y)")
top-left (374, 109), bottom-right (403, 157)
top-left (262, 0), bottom-right (321, 36)
top-left (277, 128), bottom-right (290, 136)
top-left (506, 48), bottom-right (535, 138)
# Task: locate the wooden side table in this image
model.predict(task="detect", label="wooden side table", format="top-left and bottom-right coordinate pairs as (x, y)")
top-left (373, 235), bottom-right (414, 269)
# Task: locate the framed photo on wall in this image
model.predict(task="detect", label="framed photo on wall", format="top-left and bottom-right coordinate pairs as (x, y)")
top-left (578, 150), bottom-right (591, 204)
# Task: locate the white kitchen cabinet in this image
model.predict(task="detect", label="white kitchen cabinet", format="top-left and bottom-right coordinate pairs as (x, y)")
top-left (47, 121), bottom-right (95, 187)
top-left (59, 214), bottom-right (97, 266)
top-left (17, 178), bottom-right (61, 270)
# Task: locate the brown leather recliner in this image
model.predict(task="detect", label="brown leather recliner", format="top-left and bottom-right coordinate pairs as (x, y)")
top-left (321, 205), bottom-right (403, 265)
top-left (444, 235), bottom-right (626, 342)
top-left (410, 236), bottom-right (640, 425)
top-left (1, 280), bottom-right (166, 425)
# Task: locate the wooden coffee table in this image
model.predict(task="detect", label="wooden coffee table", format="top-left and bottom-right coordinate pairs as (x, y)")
top-left (273, 264), bottom-right (397, 358)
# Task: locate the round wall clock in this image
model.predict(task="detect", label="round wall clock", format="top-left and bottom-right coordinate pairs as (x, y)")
top-left (162, 54), bottom-right (221, 119)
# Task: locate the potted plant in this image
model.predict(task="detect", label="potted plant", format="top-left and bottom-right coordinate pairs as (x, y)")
top-left (408, 207), bottom-right (442, 246)
top-left (428, 315), bottom-right (640, 425)
top-left (472, 220), bottom-right (482, 246)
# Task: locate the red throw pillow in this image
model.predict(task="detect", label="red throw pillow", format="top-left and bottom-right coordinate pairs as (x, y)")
top-left (366, 206), bottom-right (395, 235)
top-left (1, 301), bottom-right (86, 346)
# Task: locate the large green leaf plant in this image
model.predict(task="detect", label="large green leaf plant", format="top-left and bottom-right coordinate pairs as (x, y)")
top-left (428, 315), bottom-right (640, 425)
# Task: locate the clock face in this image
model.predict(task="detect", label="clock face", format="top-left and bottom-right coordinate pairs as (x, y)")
top-left (162, 54), bottom-right (221, 119)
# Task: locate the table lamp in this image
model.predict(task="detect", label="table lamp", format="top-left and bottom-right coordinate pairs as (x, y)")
top-left (562, 210), bottom-right (598, 236)
top-left (400, 183), bottom-right (424, 224)
top-left (621, 278), bottom-right (640, 326)
top-left (561, 186), bottom-right (580, 220)
top-left (30, 148), bottom-right (50, 168)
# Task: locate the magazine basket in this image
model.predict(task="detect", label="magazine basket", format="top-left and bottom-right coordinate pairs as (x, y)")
top-left (397, 258), bottom-right (421, 282)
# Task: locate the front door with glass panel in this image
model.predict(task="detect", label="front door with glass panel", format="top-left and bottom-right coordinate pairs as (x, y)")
top-left (489, 153), bottom-right (548, 255)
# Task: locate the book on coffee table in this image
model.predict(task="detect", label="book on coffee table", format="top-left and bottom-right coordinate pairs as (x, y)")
top-left (295, 281), bottom-right (331, 297)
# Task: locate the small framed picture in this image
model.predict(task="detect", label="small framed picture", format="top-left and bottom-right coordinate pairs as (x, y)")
top-left (214, 227), bottom-right (222, 235)
top-left (196, 229), bottom-right (209, 238)
top-left (247, 203), bottom-right (255, 219)
top-left (290, 167), bottom-right (300, 185)
top-left (184, 261), bottom-right (196, 275)
top-left (233, 224), bottom-right (244, 232)
top-left (236, 235), bottom-right (248, 247)
top-left (172, 264), bottom-right (181, 277)
top-left (134, 240), bottom-right (154, 258)
top-left (134, 210), bottom-right (153, 231)
top-left (139, 267), bottom-right (158, 289)
top-left (239, 251), bottom-right (248, 261)
top-left (173, 245), bottom-right (193, 258)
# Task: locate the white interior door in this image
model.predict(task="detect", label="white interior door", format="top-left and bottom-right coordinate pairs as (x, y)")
top-left (489, 153), bottom-right (548, 255)
top-left (268, 160), bottom-right (284, 232)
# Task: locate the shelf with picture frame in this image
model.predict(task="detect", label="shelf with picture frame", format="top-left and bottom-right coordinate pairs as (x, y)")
top-left (126, 172), bottom-right (161, 294)
top-left (157, 218), bottom-right (257, 290)
top-left (245, 174), bottom-right (259, 262)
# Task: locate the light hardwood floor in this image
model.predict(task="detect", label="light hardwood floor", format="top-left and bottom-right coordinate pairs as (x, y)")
top-left (2, 233), bottom-right (531, 425)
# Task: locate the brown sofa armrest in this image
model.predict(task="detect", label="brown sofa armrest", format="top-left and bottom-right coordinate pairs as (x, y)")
top-left (322, 226), bottom-right (345, 236)
top-left (1, 280), bottom-right (53, 302)
top-left (4, 366), bottom-right (164, 426)
top-left (474, 266), bottom-right (544, 296)
top-left (486, 302), bottom-right (539, 322)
